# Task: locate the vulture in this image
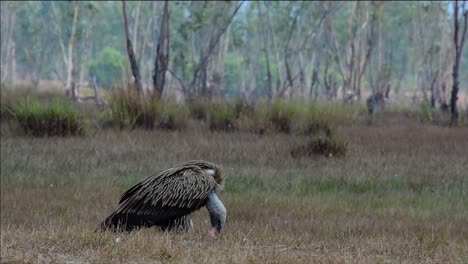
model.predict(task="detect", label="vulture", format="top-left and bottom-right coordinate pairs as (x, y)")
top-left (99, 160), bottom-right (226, 236)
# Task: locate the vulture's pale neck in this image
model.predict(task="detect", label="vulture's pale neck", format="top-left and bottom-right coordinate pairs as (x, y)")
top-left (206, 192), bottom-right (227, 232)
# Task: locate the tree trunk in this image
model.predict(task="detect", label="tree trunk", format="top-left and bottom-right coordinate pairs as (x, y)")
top-left (257, 1), bottom-right (273, 101)
top-left (297, 18), bottom-right (306, 98)
top-left (280, 15), bottom-right (299, 98)
top-left (265, 2), bottom-right (283, 98)
top-left (66, 1), bottom-right (80, 101)
top-left (138, 2), bottom-right (156, 74)
top-left (451, 0), bottom-right (467, 124)
top-left (78, 20), bottom-right (92, 100)
top-left (121, 0), bottom-right (143, 94)
top-left (310, 55), bottom-right (320, 99)
top-left (91, 72), bottom-right (101, 105)
top-left (1, 2), bottom-right (17, 86)
top-left (132, 1), bottom-right (142, 61)
top-left (153, 0), bottom-right (170, 99)
top-left (208, 24), bottom-right (230, 99)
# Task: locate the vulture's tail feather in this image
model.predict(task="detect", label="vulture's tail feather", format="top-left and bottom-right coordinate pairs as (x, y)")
top-left (99, 212), bottom-right (156, 232)
top-left (98, 212), bottom-right (192, 232)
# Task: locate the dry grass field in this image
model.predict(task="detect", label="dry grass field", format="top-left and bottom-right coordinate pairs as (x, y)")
top-left (1, 124), bottom-right (468, 263)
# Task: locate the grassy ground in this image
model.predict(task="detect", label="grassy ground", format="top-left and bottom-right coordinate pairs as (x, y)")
top-left (1, 124), bottom-right (468, 263)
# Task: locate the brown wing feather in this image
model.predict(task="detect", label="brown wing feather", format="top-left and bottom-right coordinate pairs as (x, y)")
top-left (115, 165), bottom-right (217, 219)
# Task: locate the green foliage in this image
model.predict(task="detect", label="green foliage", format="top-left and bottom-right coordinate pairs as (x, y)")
top-left (88, 47), bottom-right (126, 89)
top-left (13, 96), bottom-right (86, 137)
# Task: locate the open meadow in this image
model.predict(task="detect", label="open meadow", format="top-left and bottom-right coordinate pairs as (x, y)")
top-left (1, 120), bottom-right (467, 263)
top-left (3, 0), bottom-right (468, 262)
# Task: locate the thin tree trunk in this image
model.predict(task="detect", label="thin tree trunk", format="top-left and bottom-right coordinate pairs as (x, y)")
top-left (1, 3), bottom-right (16, 86)
top-left (310, 55), bottom-right (320, 99)
top-left (91, 72), bottom-right (101, 105)
top-left (153, 0), bottom-right (169, 99)
top-left (297, 18), bottom-right (306, 98)
top-left (190, 1), bottom-right (244, 98)
top-left (49, 2), bottom-right (70, 85)
top-left (78, 21), bottom-right (92, 100)
top-left (280, 15), bottom-right (299, 98)
top-left (132, 1), bottom-right (141, 61)
top-left (265, 2), bottom-right (283, 97)
top-left (121, 0), bottom-right (143, 94)
top-left (138, 2), bottom-right (156, 71)
top-left (66, 1), bottom-right (79, 100)
top-left (257, 2), bottom-right (273, 101)
top-left (450, 0), bottom-right (468, 124)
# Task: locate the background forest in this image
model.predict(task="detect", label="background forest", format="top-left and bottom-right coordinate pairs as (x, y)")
top-left (1, 1), bottom-right (467, 111)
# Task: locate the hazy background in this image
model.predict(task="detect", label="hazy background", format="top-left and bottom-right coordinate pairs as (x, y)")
top-left (1, 1), bottom-right (467, 107)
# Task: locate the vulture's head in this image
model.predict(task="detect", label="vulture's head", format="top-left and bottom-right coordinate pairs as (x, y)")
top-left (179, 160), bottom-right (224, 190)
top-left (178, 160), bottom-right (226, 236)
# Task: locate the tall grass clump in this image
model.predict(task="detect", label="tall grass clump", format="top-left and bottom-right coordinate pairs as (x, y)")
top-left (242, 99), bottom-right (360, 135)
top-left (265, 100), bottom-right (299, 133)
top-left (191, 98), bottom-right (258, 132)
top-left (236, 99), bottom-right (270, 134)
top-left (109, 88), bottom-right (188, 130)
top-left (295, 101), bottom-right (361, 135)
top-left (109, 88), bottom-right (160, 129)
top-left (158, 102), bottom-right (190, 130)
top-left (206, 101), bottom-right (238, 131)
top-left (13, 96), bottom-right (86, 137)
top-left (0, 89), bottom-right (15, 121)
top-left (186, 97), bottom-right (211, 121)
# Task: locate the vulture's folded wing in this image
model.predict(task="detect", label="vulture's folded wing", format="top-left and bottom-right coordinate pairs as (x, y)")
top-left (114, 166), bottom-right (217, 225)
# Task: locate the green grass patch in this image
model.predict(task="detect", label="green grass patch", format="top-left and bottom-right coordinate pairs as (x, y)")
top-left (13, 96), bottom-right (86, 137)
top-left (225, 174), bottom-right (467, 198)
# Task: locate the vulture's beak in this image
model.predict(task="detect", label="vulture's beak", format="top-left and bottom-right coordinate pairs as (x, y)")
top-left (209, 226), bottom-right (220, 237)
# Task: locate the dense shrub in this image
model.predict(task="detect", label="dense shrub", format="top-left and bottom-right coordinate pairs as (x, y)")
top-left (290, 135), bottom-right (347, 158)
top-left (13, 97), bottom-right (86, 137)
